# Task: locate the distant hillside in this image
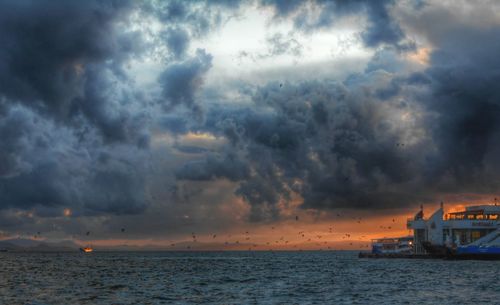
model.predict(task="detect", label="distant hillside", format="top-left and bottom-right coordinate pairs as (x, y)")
top-left (0, 238), bottom-right (79, 252)
top-left (0, 238), bottom-right (372, 252)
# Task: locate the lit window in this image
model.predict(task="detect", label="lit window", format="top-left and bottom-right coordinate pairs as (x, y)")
top-left (489, 215), bottom-right (498, 220)
top-left (472, 231), bottom-right (481, 240)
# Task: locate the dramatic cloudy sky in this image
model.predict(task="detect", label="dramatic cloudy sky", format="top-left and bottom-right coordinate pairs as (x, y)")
top-left (1, 0), bottom-right (500, 248)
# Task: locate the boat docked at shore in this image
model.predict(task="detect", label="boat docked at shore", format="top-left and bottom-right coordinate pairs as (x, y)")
top-left (370, 236), bottom-right (413, 254)
top-left (407, 202), bottom-right (500, 258)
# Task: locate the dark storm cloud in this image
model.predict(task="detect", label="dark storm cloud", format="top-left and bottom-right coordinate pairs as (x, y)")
top-left (0, 106), bottom-right (150, 215)
top-left (421, 26), bottom-right (500, 193)
top-left (159, 114), bottom-right (189, 134)
top-left (2, 0), bottom-right (500, 237)
top-left (162, 27), bottom-right (190, 59)
top-left (0, 0), bottom-right (154, 219)
top-left (153, 0), bottom-right (243, 38)
top-left (173, 3), bottom-right (500, 220)
top-left (176, 152), bottom-right (250, 181)
top-left (158, 49), bottom-right (213, 112)
top-left (262, 0), bottom-right (410, 49)
top-left (0, 0), bottom-right (236, 225)
top-left (75, 67), bottom-right (147, 144)
top-left (0, 109), bottom-right (31, 178)
top-left (178, 78), bottom-right (433, 220)
top-left (0, 0), bottom-right (142, 137)
top-left (261, 0), bottom-right (303, 17)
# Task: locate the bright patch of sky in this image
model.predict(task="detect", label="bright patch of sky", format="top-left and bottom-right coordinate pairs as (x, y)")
top-left (198, 5), bottom-right (373, 85)
top-left (130, 4), bottom-right (374, 94)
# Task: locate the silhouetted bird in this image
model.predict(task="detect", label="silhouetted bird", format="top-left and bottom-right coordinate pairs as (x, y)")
top-left (295, 215), bottom-right (299, 221)
top-left (121, 228), bottom-right (125, 233)
top-left (86, 231), bottom-right (90, 236)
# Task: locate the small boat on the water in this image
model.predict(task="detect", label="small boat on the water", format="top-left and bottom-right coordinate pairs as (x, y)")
top-left (371, 236), bottom-right (414, 254)
top-left (79, 246), bottom-right (93, 253)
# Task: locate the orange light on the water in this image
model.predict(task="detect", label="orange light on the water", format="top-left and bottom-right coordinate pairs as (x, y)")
top-left (81, 247), bottom-right (93, 253)
top-left (63, 208), bottom-right (72, 217)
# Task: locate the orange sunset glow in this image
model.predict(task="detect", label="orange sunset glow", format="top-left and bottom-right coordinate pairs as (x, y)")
top-left (69, 196), bottom-right (500, 251)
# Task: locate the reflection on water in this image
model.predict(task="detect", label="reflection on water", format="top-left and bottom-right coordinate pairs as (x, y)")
top-left (0, 251), bottom-right (499, 304)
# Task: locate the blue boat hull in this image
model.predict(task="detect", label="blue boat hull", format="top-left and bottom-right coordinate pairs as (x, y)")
top-left (457, 246), bottom-right (500, 255)
top-left (447, 246), bottom-right (500, 260)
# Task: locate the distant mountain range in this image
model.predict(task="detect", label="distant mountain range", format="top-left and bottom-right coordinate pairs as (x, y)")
top-left (0, 238), bottom-right (371, 252)
top-left (0, 238), bottom-right (79, 252)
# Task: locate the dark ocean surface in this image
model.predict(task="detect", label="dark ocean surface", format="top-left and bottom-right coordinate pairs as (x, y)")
top-left (1, 251), bottom-right (499, 305)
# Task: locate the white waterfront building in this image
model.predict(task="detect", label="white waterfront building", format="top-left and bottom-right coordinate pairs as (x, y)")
top-left (407, 203), bottom-right (500, 254)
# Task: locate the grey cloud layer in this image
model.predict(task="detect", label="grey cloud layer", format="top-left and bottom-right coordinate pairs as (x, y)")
top-left (1, 0), bottom-right (500, 235)
top-left (0, 0), bottom-right (236, 225)
top-left (262, 0), bottom-right (411, 49)
top-left (176, 1), bottom-right (500, 220)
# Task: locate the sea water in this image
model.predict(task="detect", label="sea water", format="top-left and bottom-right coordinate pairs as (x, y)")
top-left (1, 251), bottom-right (499, 304)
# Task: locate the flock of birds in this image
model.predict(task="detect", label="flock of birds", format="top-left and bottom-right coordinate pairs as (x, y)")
top-left (26, 213), bottom-right (402, 251)
top-left (164, 214), bottom-right (402, 251)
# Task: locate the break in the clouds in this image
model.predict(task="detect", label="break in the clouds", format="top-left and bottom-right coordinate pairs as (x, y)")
top-left (1, 0), bottom-right (500, 238)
